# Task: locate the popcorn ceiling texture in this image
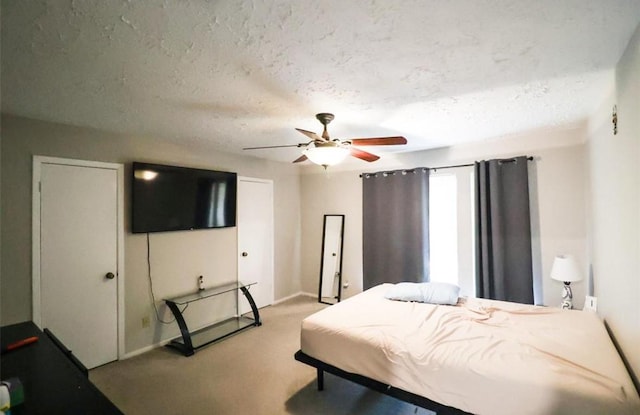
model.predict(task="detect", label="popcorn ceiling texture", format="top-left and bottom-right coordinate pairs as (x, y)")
top-left (2, 1), bottom-right (640, 162)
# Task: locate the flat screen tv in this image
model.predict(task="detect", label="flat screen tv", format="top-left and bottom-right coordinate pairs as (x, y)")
top-left (131, 162), bottom-right (237, 233)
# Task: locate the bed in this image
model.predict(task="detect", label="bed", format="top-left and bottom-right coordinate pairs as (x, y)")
top-left (295, 283), bottom-right (640, 415)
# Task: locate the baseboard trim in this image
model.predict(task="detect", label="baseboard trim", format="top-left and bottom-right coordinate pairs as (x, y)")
top-left (273, 291), bottom-right (316, 305)
top-left (120, 338), bottom-right (171, 361)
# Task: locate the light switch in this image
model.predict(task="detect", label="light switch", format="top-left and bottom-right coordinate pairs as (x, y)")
top-left (584, 296), bottom-right (597, 312)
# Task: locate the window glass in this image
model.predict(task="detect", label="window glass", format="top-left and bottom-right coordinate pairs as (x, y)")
top-left (429, 174), bottom-right (458, 284)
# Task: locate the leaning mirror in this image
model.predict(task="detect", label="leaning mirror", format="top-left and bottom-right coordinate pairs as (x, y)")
top-left (318, 214), bottom-right (345, 305)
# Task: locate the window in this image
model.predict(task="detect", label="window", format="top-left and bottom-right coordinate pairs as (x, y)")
top-left (429, 174), bottom-right (458, 284)
top-left (429, 168), bottom-right (476, 297)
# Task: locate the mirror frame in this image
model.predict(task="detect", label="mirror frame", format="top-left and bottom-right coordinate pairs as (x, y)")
top-left (318, 214), bottom-right (345, 305)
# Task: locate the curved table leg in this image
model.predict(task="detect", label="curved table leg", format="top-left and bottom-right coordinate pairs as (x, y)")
top-left (239, 285), bottom-right (262, 326)
top-left (165, 300), bottom-right (195, 356)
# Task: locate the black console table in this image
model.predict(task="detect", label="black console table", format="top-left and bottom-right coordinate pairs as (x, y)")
top-left (0, 321), bottom-right (122, 414)
top-left (164, 281), bottom-right (261, 356)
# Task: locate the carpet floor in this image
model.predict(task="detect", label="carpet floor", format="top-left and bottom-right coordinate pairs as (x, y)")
top-left (90, 295), bottom-right (434, 414)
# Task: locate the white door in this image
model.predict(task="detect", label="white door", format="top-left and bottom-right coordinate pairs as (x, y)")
top-left (237, 177), bottom-right (274, 313)
top-left (33, 157), bottom-right (124, 369)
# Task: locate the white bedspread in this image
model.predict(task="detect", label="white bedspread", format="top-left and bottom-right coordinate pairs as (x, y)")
top-left (300, 284), bottom-right (640, 415)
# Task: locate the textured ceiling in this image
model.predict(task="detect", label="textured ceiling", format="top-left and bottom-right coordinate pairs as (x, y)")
top-left (2, 1), bottom-right (640, 164)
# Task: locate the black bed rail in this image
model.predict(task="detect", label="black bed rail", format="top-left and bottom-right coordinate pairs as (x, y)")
top-left (294, 350), bottom-right (471, 415)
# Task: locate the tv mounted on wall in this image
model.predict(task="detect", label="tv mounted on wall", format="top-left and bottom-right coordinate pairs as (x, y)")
top-left (131, 162), bottom-right (237, 233)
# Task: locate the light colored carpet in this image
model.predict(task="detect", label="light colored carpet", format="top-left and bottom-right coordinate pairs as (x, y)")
top-left (90, 295), bottom-right (434, 414)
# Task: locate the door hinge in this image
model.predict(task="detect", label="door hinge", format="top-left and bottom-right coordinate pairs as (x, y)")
top-left (39, 182), bottom-right (42, 192)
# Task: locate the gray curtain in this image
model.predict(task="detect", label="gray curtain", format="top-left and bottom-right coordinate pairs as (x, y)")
top-left (362, 168), bottom-right (429, 290)
top-left (475, 156), bottom-right (534, 304)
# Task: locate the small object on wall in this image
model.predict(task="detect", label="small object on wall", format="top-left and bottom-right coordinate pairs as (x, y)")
top-left (584, 296), bottom-right (598, 312)
top-left (612, 105), bottom-right (618, 135)
top-left (198, 275), bottom-right (205, 291)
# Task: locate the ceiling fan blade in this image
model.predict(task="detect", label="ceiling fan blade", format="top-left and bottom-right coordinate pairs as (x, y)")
top-left (243, 144), bottom-right (303, 150)
top-left (292, 154), bottom-right (308, 163)
top-left (350, 147), bottom-right (380, 162)
top-left (295, 128), bottom-right (325, 141)
top-left (350, 136), bottom-right (407, 146)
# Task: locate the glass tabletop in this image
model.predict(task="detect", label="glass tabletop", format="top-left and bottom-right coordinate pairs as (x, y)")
top-left (165, 281), bottom-right (256, 305)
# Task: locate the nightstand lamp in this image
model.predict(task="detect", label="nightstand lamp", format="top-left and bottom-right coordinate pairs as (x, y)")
top-left (550, 254), bottom-right (582, 309)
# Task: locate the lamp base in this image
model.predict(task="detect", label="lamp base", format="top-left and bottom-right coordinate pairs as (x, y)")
top-left (560, 282), bottom-right (573, 309)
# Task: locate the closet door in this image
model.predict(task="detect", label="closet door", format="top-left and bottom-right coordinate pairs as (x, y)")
top-left (237, 177), bottom-right (274, 312)
top-left (33, 156), bottom-right (124, 369)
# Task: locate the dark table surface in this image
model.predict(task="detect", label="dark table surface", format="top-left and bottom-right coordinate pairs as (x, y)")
top-left (0, 321), bottom-right (123, 414)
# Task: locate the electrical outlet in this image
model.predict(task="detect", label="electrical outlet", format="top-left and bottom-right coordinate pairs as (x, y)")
top-left (142, 316), bottom-right (150, 328)
top-left (584, 296), bottom-right (598, 312)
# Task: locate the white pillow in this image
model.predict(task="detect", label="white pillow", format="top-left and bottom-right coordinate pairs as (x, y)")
top-left (384, 282), bottom-right (460, 305)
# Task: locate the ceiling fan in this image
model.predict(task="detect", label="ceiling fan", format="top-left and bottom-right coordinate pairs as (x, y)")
top-left (243, 113), bottom-right (407, 168)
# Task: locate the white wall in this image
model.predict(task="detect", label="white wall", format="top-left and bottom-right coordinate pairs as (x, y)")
top-left (0, 114), bottom-right (302, 354)
top-left (586, 22), bottom-right (640, 385)
top-left (534, 144), bottom-right (588, 308)
top-left (300, 127), bottom-right (588, 308)
top-left (300, 171), bottom-right (363, 297)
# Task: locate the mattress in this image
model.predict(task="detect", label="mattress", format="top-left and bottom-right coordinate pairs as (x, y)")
top-left (300, 284), bottom-right (640, 415)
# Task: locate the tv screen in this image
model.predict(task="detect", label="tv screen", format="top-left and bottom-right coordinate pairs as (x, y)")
top-left (131, 162), bottom-right (237, 233)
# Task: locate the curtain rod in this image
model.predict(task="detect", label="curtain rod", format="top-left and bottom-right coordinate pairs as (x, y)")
top-left (360, 156), bottom-right (534, 177)
top-left (431, 156), bottom-right (534, 172)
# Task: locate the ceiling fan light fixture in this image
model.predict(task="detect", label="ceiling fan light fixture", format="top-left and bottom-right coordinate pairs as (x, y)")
top-left (303, 142), bottom-right (350, 168)
top-left (244, 112), bottom-right (407, 165)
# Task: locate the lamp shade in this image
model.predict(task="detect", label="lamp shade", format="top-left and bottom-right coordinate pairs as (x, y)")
top-left (550, 254), bottom-right (582, 283)
top-left (303, 142), bottom-right (350, 167)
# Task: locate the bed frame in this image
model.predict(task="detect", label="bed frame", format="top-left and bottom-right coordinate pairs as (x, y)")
top-left (294, 350), bottom-right (471, 415)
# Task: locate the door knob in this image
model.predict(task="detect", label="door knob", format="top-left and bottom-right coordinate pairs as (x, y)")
top-left (242, 252), bottom-right (248, 257)
top-left (105, 272), bottom-right (115, 280)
